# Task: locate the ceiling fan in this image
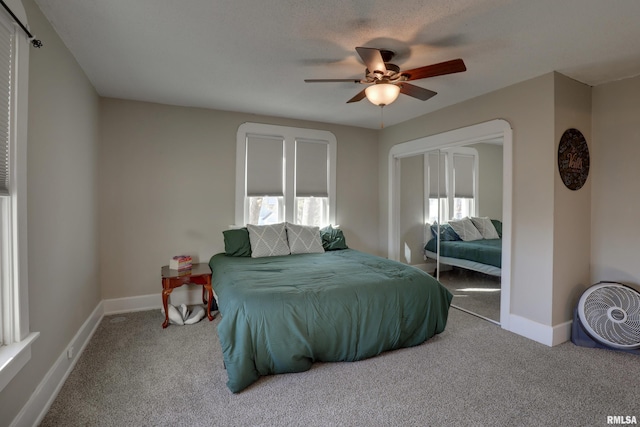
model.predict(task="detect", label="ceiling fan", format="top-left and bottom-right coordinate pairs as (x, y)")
top-left (305, 47), bottom-right (466, 107)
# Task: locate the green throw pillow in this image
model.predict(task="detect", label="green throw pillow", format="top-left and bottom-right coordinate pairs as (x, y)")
top-left (319, 225), bottom-right (348, 251)
top-left (223, 228), bottom-right (252, 257)
top-left (430, 222), bottom-right (461, 241)
top-left (491, 219), bottom-right (503, 238)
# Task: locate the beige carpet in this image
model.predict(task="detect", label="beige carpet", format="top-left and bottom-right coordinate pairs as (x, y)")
top-left (40, 308), bottom-right (640, 426)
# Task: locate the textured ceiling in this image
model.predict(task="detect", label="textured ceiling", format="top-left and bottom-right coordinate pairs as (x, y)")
top-left (35, 0), bottom-right (640, 129)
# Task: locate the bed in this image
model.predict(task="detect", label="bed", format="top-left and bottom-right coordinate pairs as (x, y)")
top-left (424, 237), bottom-right (502, 277)
top-left (209, 249), bottom-right (453, 393)
top-left (423, 218), bottom-right (503, 277)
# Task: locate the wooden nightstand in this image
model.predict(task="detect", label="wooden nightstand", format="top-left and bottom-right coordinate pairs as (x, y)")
top-left (161, 263), bottom-right (215, 328)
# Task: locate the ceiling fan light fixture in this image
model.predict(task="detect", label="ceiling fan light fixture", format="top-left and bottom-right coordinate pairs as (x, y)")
top-left (365, 83), bottom-right (400, 106)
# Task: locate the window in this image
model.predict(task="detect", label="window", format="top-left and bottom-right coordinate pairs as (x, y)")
top-left (452, 153), bottom-right (476, 220)
top-left (0, 5), bottom-right (37, 393)
top-left (236, 123), bottom-right (336, 227)
top-left (0, 13), bottom-right (16, 350)
top-left (294, 139), bottom-right (330, 226)
top-left (424, 147), bottom-right (478, 223)
top-left (425, 151), bottom-right (448, 223)
top-left (245, 135), bottom-right (285, 225)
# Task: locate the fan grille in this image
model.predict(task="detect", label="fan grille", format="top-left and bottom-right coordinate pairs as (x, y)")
top-left (578, 283), bottom-right (640, 349)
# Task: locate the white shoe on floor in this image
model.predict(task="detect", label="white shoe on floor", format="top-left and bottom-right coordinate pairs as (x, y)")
top-left (163, 304), bottom-right (184, 325)
top-left (184, 306), bottom-right (205, 325)
top-left (179, 304), bottom-right (189, 321)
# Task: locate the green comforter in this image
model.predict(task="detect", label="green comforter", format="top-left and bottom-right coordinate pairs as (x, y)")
top-left (209, 249), bottom-right (453, 393)
top-left (425, 238), bottom-right (502, 268)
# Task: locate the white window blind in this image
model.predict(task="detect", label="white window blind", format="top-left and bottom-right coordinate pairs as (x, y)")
top-left (453, 153), bottom-right (475, 198)
top-left (427, 152), bottom-right (447, 198)
top-left (0, 19), bottom-right (12, 197)
top-left (246, 135), bottom-right (284, 197)
top-left (295, 140), bottom-right (328, 197)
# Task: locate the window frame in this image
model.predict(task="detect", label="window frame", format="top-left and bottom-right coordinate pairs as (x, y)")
top-left (0, 4), bottom-right (37, 393)
top-left (236, 123), bottom-right (336, 227)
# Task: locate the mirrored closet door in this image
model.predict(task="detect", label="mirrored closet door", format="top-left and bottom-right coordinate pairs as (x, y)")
top-left (397, 142), bottom-right (503, 325)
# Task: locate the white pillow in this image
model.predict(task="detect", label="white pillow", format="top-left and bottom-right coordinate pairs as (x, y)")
top-left (286, 222), bottom-right (324, 254)
top-left (247, 223), bottom-right (291, 258)
top-left (470, 216), bottom-right (500, 240)
top-left (448, 217), bottom-right (483, 241)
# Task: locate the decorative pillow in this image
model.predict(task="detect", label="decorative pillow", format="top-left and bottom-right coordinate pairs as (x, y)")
top-left (430, 222), bottom-right (461, 241)
top-left (491, 219), bottom-right (503, 238)
top-left (223, 228), bottom-right (252, 257)
top-left (319, 225), bottom-right (348, 250)
top-left (246, 223), bottom-right (291, 258)
top-left (471, 217), bottom-right (500, 240)
top-left (448, 217), bottom-right (483, 241)
top-left (285, 223), bottom-right (324, 254)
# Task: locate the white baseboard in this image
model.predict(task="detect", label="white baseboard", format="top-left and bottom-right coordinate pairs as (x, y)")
top-left (507, 314), bottom-right (572, 347)
top-left (103, 287), bottom-right (204, 315)
top-left (12, 302), bottom-right (104, 427)
top-left (551, 319), bottom-right (573, 346)
top-left (11, 287), bottom-right (204, 427)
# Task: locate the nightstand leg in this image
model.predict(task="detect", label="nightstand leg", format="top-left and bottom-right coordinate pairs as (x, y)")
top-left (205, 273), bottom-right (214, 321)
top-left (162, 287), bottom-right (172, 328)
top-left (205, 284), bottom-right (214, 321)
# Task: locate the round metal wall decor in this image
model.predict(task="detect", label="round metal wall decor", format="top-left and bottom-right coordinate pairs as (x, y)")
top-left (558, 128), bottom-right (589, 191)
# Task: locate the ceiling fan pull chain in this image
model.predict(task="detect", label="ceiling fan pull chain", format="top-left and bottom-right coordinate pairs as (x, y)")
top-left (380, 106), bottom-right (384, 129)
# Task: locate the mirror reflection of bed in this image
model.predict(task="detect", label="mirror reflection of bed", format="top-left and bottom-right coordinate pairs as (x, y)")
top-left (399, 140), bottom-right (503, 324)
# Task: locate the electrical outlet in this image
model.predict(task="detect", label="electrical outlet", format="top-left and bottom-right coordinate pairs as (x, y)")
top-left (67, 347), bottom-right (74, 359)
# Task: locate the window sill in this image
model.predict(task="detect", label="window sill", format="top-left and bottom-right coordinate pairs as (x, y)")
top-left (0, 332), bottom-right (39, 392)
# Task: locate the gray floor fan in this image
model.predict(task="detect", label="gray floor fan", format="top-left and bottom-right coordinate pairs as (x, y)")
top-left (572, 281), bottom-right (640, 354)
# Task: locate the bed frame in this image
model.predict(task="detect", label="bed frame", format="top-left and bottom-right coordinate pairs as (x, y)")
top-left (424, 248), bottom-right (501, 277)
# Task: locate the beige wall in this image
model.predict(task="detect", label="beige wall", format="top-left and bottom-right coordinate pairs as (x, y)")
top-left (591, 75), bottom-right (640, 289)
top-left (379, 73), bottom-right (557, 325)
top-left (379, 72), bottom-right (608, 330)
top-left (552, 73), bottom-right (592, 324)
top-left (399, 155), bottom-right (425, 265)
top-left (0, 0), bottom-right (101, 424)
top-left (472, 142), bottom-right (503, 220)
top-left (99, 99), bottom-right (379, 299)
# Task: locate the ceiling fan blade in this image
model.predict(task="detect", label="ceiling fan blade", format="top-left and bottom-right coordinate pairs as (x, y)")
top-left (355, 47), bottom-right (387, 74)
top-left (304, 79), bottom-right (361, 83)
top-left (346, 89), bottom-right (367, 103)
top-left (401, 59), bottom-right (466, 81)
top-left (398, 83), bottom-right (438, 101)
